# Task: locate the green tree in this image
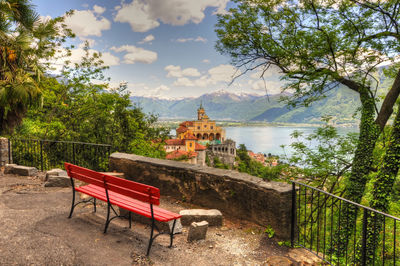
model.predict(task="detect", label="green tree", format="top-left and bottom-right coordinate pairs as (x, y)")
top-left (0, 0), bottom-right (72, 134)
top-left (216, 0), bottom-right (400, 260)
top-left (16, 43), bottom-right (168, 159)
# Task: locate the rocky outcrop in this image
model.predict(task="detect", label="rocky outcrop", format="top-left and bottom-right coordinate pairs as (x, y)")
top-left (109, 153), bottom-right (293, 239)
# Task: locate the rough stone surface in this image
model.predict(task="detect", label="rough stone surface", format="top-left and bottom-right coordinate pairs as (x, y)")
top-left (4, 164), bottom-right (17, 174)
top-left (45, 168), bottom-right (68, 182)
top-left (7, 165), bottom-right (38, 176)
top-left (0, 137), bottom-right (10, 166)
top-left (109, 152), bottom-right (293, 239)
top-left (264, 256), bottom-right (293, 266)
top-left (44, 175), bottom-right (70, 187)
top-left (187, 221), bottom-right (208, 242)
top-left (100, 172), bottom-right (125, 178)
top-left (180, 209), bottom-right (223, 226)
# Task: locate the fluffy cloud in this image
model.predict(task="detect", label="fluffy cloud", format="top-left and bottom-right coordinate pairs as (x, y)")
top-left (138, 34), bottom-right (155, 44)
top-left (250, 80), bottom-right (283, 95)
top-left (174, 36), bottom-right (207, 43)
top-left (69, 47), bottom-right (120, 66)
top-left (164, 65), bottom-right (201, 78)
top-left (114, 0), bottom-right (228, 32)
top-left (171, 64), bottom-right (240, 87)
top-left (208, 64), bottom-right (239, 83)
top-left (93, 5), bottom-right (106, 14)
top-left (64, 7), bottom-right (110, 37)
top-left (111, 45), bottom-right (157, 64)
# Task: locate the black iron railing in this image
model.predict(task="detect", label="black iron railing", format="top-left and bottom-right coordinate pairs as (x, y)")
top-left (291, 181), bottom-right (400, 265)
top-left (9, 139), bottom-right (112, 171)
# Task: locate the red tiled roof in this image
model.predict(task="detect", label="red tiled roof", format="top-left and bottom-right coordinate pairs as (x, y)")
top-left (184, 134), bottom-right (197, 140)
top-left (195, 143), bottom-right (206, 151)
top-left (166, 150), bottom-right (197, 160)
top-left (176, 126), bottom-right (188, 133)
top-left (165, 139), bottom-right (184, 145)
top-left (179, 121), bottom-right (194, 127)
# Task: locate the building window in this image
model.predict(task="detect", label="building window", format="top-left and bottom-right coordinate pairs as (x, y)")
top-left (204, 125), bottom-right (207, 128)
top-left (190, 143), bottom-right (192, 147)
top-left (197, 126), bottom-right (200, 130)
top-left (211, 126), bottom-right (213, 129)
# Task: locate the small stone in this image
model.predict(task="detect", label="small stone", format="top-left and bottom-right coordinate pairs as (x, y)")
top-left (168, 219), bottom-right (183, 234)
top-left (45, 168), bottom-right (67, 181)
top-left (4, 164), bottom-right (17, 174)
top-left (209, 245), bottom-right (213, 249)
top-left (13, 165), bottom-right (38, 176)
top-left (220, 226), bottom-right (229, 231)
top-left (264, 256), bottom-right (293, 266)
top-left (187, 221), bottom-right (208, 242)
top-left (44, 175), bottom-right (70, 187)
top-left (180, 209), bottom-right (223, 226)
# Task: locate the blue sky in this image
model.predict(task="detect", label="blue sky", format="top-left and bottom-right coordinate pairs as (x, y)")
top-left (33, 0), bottom-right (283, 99)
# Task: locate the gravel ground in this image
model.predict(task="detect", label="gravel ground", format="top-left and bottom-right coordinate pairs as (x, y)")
top-left (0, 171), bottom-right (322, 265)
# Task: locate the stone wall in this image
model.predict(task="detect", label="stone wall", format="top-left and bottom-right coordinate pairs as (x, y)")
top-left (207, 139), bottom-right (236, 166)
top-left (0, 138), bottom-right (11, 166)
top-left (109, 152), bottom-right (293, 239)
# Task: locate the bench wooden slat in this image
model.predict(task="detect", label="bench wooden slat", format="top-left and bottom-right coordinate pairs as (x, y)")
top-left (76, 184), bottom-right (180, 222)
top-left (65, 162), bottom-right (160, 205)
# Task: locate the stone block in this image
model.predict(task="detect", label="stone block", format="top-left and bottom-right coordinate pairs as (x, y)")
top-left (45, 168), bottom-right (68, 181)
top-left (44, 175), bottom-right (70, 187)
top-left (180, 209), bottom-right (223, 226)
top-left (187, 221), bottom-right (208, 242)
top-left (119, 208), bottom-right (182, 234)
top-left (12, 165), bottom-right (38, 176)
top-left (4, 164), bottom-right (17, 174)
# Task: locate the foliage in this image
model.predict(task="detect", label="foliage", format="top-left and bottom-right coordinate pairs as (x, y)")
top-left (264, 225), bottom-right (275, 239)
top-left (213, 156), bottom-right (229, 169)
top-left (235, 144), bottom-right (282, 180)
top-left (14, 44), bottom-right (168, 159)
top-left (282, 117), bottom-right (358, 193)
top-left (0, 0), bottom-right (73, 133)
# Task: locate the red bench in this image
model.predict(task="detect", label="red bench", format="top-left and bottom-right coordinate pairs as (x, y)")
top-left (64, 162), bottom-right (181, 256)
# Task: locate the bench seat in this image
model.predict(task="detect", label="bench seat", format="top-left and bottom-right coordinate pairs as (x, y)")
top-left (76, 184), bottom-right (180, 222)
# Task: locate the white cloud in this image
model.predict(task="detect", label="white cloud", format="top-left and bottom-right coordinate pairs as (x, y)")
top-left (251, 80), bottom-right (283, 95)
top-left (93, 5), bottom-right (106, 15)
top-left (171, 64), bottom-right (240, 88)
top-left (111, 45), bottom-right (157, 64)
top-left (69, 47), bottom-right (120, 66)
top-left (64, 8), bottom-right (110, 37)
top-left (114, 0), bottom-right (229, 32)
top-left (114, 0), bottom-right (160, 32)
top-left (165, 65), bottom-right (201, 78)
top-left (138, 34), bottom-right (155, 44)
top-left (174, 36), bottom-right (207, 43)
top-left (208, 64), bottom-right (239, 83)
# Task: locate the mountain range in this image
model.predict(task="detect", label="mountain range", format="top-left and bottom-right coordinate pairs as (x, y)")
top-left (130, 87), bottom-right (361, 125)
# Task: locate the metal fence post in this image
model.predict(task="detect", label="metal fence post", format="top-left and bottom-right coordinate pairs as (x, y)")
top-left (361, 208), bottom-right (368, 266)
top-left (72, 143), bottom-right (76, 165)
top-left (291, 182), bottom-right (296, 248)
top-left (40, 141), bottom-right (43, 171)
top-left (8, 138), bottom-right (11, 164)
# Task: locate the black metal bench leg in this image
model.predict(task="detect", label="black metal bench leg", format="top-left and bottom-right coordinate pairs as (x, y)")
top-left (68, 180), bottom-right (76, 219)
top-left (129, 212), bottom-right (132, 229)
top-left (104, 203), bottom-right (111, 233)
top-left (146, 218), bottom-right (155, 256)
top-left (169, 219), bottom-right (177, 248)
top-left (93, 198), bottom-right (97, 213)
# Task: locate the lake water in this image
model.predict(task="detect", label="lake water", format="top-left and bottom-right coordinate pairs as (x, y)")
top-left (225, 126), bottom-right (358, 156)
top-left (171, 126), bottom-right (358, 157)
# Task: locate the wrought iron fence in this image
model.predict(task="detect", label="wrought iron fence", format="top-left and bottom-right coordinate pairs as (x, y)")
top-left (9, 139), bottom-right (112, 171)
top-left (291, 181), bottom-right (400, 266)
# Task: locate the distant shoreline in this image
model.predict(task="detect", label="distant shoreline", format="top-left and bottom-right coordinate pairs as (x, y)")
top-left (155, 120), bottom-right (359, 129)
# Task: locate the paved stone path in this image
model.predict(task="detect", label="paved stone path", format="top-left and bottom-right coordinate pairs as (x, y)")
top-left (0, 173), bottom-right (322, 265)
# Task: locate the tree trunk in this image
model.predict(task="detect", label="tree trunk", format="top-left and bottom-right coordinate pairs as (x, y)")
top-left (333, 88), bottom-right (381, 256)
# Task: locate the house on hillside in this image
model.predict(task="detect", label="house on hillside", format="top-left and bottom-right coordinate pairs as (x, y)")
top-left (164, 134), bottom-right (206, 165)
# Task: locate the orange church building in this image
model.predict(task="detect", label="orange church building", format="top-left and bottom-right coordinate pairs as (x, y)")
top-left (176, 103), bottom-right (226, 143)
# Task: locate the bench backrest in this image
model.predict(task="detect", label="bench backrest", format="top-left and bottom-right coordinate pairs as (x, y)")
top-left (65, 162), bottom-right (160, 205)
